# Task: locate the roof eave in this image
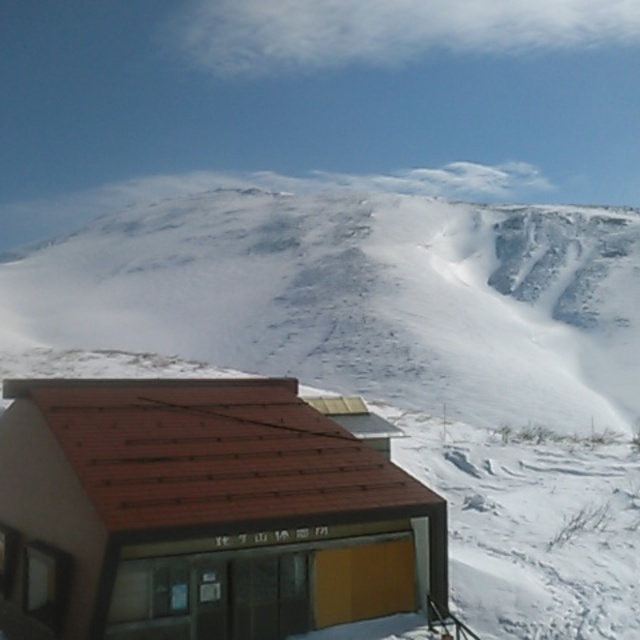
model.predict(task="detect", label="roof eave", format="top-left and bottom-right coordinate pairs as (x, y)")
top-left (2, 377), bottom-right (299, 399)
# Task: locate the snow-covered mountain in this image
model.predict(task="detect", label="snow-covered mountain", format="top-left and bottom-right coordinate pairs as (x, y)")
top-left (1, 189), bottom-right (639, 435)
top-left (1, 188), bottom-right (640, 639)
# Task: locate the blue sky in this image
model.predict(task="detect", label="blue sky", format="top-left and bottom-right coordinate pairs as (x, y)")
top-left (2, 0), bottom-right (640, 250)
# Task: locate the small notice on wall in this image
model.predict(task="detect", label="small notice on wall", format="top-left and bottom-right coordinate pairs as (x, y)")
top-left (199, 582), bottom-right (222, 603)
top-left (171, 583), bottom-right (188, 611)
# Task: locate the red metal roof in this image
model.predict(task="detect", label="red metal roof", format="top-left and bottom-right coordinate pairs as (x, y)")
top-left (19, 378), bottom-right (443, 534)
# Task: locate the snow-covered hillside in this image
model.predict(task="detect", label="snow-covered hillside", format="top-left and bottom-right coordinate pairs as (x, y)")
top-left (1, 189), bottom-right (639, 435)
top-left (1, 188), bottom-right (640, 639)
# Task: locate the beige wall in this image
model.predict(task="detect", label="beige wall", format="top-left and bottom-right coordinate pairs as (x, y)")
top-left (0, 399), bottom-right (108, 639)
top-left (411, 516), bottom-right (430, 614)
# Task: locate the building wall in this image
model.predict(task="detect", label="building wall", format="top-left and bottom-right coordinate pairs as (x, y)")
top-left (0, 400), bottom-right (109, 639)
top-left (361, 437), bottom-right (391, 458)
top-left (103, 527), bottom-right (418, 639)
top-left (411, 516), bottom-right (430, 613)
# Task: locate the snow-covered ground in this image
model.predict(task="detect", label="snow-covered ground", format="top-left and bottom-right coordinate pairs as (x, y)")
top-left (388, 408), bottom-right (640, 639)
top-left (1, 189), bottom-right (640, 638)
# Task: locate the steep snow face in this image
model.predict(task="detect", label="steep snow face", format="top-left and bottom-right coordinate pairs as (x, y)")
top-left (487, 204), bottom-right (640, 330)
top-left (0, 190), bottom-right (639, 434)
top-left (485, 204), bottom-right (640, 426)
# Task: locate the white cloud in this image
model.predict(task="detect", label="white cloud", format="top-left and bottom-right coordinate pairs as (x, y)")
top-left (309, 162), bottom-right (554, 199)
top-left (171, 0), bottom-right (640, 75)
top-left (82, 161), bottom-right (554, 206)
top-left (0, 162), bottom-right (553, 251)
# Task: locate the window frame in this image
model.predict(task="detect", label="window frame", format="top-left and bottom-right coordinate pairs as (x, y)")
top-left (0, 523), bottom-right (20, 600)
top-left (152, 562), bottom-right (191, 618)
top-left (108, 558), bottom-right (192, 626)
top-left (23, 540), bottom-right (73, 635)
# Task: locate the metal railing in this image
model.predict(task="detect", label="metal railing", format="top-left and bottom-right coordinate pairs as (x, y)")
top-left (427, 596), bottom-right (482, 640)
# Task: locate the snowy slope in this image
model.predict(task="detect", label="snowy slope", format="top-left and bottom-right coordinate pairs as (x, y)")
top-left (389, 410), bottom-right (640, 640)
top-left (1, 189), bottom-right (639, 435)
top-left (1, 187), bottom-right (640, 638)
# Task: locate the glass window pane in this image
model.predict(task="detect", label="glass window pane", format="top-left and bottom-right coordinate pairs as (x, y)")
top-left (24, 543), bottom-right (72, 635)
top-left (153, 564), bottom-right (189, 617)
top-left (253, 557), bottom-right (278, 604)
top-left (108, 564), bottom-right (150, 623)
top-left (232, 559), bottom-right (252, 605)
top-left (0, 532), bottom-right (6, 575)
top-left (280, 554), bottom-right (307, 599)
top-left (153, 566), bottom-right (170, 617)
top-left (27, 553), bottom-right (55, 613)
top-left (170, 566), bottom-right (189, 613)
top-left (0, 525), bottom-right (19, 600)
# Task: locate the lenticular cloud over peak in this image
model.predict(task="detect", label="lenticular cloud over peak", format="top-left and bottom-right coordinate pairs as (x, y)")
top-left (0, 162), bottom-right (553, 251)
top-left (173, 0), bottom-right (640, 75)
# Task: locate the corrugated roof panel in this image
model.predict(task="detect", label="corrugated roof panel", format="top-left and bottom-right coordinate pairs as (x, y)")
top-left (303, 396), bottom-right (403, 439)
top-left (303, 396), bottom-right (368, 415)
top-left (12, 378), bottom-right (443, 535)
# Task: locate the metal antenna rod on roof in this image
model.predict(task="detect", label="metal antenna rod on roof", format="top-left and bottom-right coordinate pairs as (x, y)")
top-left (136, 396), bottom-right (360, 444)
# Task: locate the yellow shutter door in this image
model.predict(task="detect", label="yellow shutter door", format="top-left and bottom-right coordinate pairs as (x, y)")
top-left (314, 546), bottom-right (352, 629)
top-left (314, 537), bottom-right (416, 630)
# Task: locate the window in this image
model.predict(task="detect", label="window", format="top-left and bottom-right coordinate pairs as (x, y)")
top-left (280, 553), bottom-right (307, 600)
top-left (108, 560), bottom-right (191, 625)
top-left (152, 564), bottom-right (190, 617)
top-left (108, 564), bottom-right (150, 624)
top-left (0, 523), bottom-right (19, 599)
top-left (232, 556), bottom-right (279, 640)
top-left (24, 541), bottom-right (72, 634)
top-left (279, 553), bottom-right (310, 637)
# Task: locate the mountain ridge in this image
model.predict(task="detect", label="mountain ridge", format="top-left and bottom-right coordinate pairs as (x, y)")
top-left (1, 189), bottom-right (639, 434)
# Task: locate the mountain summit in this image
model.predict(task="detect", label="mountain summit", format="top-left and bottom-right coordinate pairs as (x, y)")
top-left (1, 189), bottom-right (638, 434)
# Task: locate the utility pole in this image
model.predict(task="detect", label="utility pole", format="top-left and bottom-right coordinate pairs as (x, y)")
top-left (443, 403), bottom-right (447, 442)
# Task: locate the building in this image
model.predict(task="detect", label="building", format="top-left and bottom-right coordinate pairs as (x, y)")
top-left (302, 395), bottom-right (404, 458)
top-left (0, 378), bottom-right (448, 640)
